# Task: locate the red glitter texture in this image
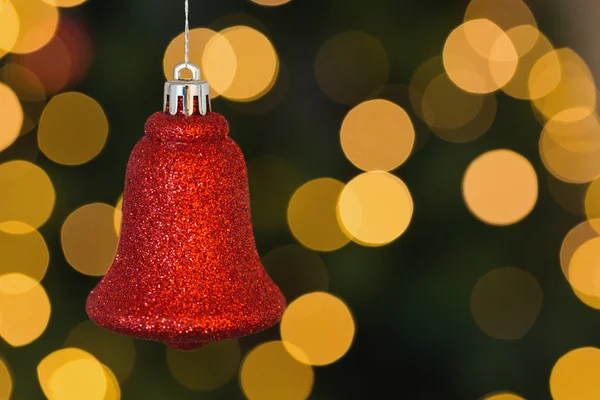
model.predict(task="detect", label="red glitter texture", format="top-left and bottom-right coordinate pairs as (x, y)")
top-left (86, 109), bottom-right (286, 350)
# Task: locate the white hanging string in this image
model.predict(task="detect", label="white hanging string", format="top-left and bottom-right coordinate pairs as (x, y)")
top-left (184, 0), bottom-right (189, 68)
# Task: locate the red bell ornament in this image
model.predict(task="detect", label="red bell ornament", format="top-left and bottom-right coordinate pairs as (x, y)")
top-left (86, 63), bottom-right (286, 350)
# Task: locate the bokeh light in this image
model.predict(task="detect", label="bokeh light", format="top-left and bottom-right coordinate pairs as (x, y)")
top-left (38, 348), bottom-right (97, 398)
top-left (50, 358), bottom-right (108, 400)
top-left (315, 31), bottom-right (389, 104)
top-left (567, 237), bottom-right (600, 299)
top-left (250, 0), bottom-right (292, 6)
top-left (0, 82), bottom-right (23, 151)
top-left (281, 292), bottom-right (355, 366)
top-left (61, 203), bottom-right (119, 276)
top-left (340, 99), bottom-right (415, 171)
top-left (42, 0), bottom-right (87, 7)
top-left (585, 178), bottom-right (600, 233)
top-left (560, 220), bottom-right (600, 280)
top-left (102, 365), bottom-right (121, 400)
top-left (262, 244), bottom-right (329, 302)
top-left (463, 149), bottom-right (538, 225)
top-left (0, 273), bottom-right (51, 346)
top-left (38, 92), bottom-right (109, 165)
top-left (465, 0), bottom-right (537, 32)
top-left (0, 160), bottom-right (55, 232)
top-left (470, 267), bottom-right (543, 340)
top-left (550, 347), bottom-right (600, 400)
top-left (167, 339), bottom-right (240, 391)
top-left (66, 320), bottom-right (136, 382)
top-left (410, 56), bottom-right (445, 121)
top-left (443, 19), bottom-right (518, 94)
top-left (10, 0), bottom-right (59, 54)
top-left (0, 0), bottom-right (20, 58)
top-left (528, 48), bottom-right (562, 101)
top-left (0, 358), bottom-right (12, 400)
top-left (204, 26), bottom-right (278, 101)
top-left (338, 171), bottom-right (413, 246)
top-left (482, 393), bottom-right (525, 400)
top-left (0, 222), bottom-right (49, 283)
top-left (113, 194), bottom-right (123, 236)
top-left (240, 341), bottom-right (314, 400)
top-left (1, 64), bottom-right (46, 136)
top-left (287, 178), bottom-right (350, 252)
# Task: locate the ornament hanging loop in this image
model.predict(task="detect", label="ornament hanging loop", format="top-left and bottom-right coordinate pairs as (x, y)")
top-left (164, 62), bottom-right (211, 116)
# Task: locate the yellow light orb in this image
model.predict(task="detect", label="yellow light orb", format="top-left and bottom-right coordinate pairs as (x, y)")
top-left (37, 348), bottom-right (97, 399)
top-left (1, 64), bottom-right (47, 136)
top-left (204, 26), bottom-right (278, 101)
top-left (41, 0), bottom-right (87, 7)
top-left (409, 56), bottom-right (445, 120)
top-left (262, 244), bottom-right (329, 302)
top-left (0, 83), bottom-right (23, 152)
top-left (0, 273), bottom-right (50, 346)
top-left (560, 221), bottom-right (600, 280)
top-left (167, 339), bottom-right (240, 391)
top-left (250, 0), bottom-right (292, 6)
top-left (50, 358), bottom-right (107, 400)
top-left (586, 178), bottom-right (600, 233)
top-left (463, 149), bottom-right (538, 225)
top-left (287, 178), bottom-right (350, 252)
top-left (470, 267), bottom-right (542, 340)
top-left (38, 92), bottom-right (109, 165)
top-left (0, 0), bottom-right (20, 57)
top-left (61, 203), bottom-right (118, 276)
top-left (10, 0), bottom-right (59, 54)
top-left (338, 172), bottom-right (413, 246)
top-left (340, 99), bottom-right (415, 172)
top-left (550, 347), bottom-right (600, 400)
top-left (65, 320), bottom-right (136, 382)
top-left (315, 31), bottom-right (389, 104)
top-left (0, 358), bottom-right (12, 400)
top-left (281, 292), bottom-right (355, 366)
top-left (568, 237), bottom-right (600, 298)
top-left (528, 49), bottom-right (562, 101)
top-left (240, 341), bottom-right (314, 400)
top-left (465, 0), bottom-right (537, 32)
top-left (0, 222), bottom-right (49, 283)
top-left (113, 194), bottom-right (123, 236)
top-left (443, 19), bottom-right (518, 94)
top-left (482, 393), bottom-right (526, 400)
top-left (102, 365), bottom-right (121, 400)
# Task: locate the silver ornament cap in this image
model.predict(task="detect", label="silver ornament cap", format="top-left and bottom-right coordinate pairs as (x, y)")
top-left (163, 62), bottom-right (211, 116)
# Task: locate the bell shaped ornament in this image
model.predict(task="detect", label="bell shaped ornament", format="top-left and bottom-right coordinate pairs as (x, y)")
top-left (86, 63), bottom-right (286, 350)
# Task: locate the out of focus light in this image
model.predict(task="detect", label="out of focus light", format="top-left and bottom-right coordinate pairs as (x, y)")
top-left (0, 83), bottom-right (23, 151)
top-left (287, 178), bottom-right (350, 252)
top-left (338, 172), bottom-right (413, 246)
top-left (251, 0), bottom-right (292, 5)
top-left (470, 267), bottom-right (542, 340)
top-left (262, 244), bottom-right (329, 302)
top-left (0, 273), bottom-right (51, 346)
top-left (550, 347), bottom-right (600, 400)
top-left (281, 292), bottom-right (355, 366)
top-left (465, 0), bottom-right (537, 32)
top-left (547, 175), bottom-right (588, 215)
top-left (38, 348), bottom-right (97, 398)
top-left (482, 393), bottom-right (525, 400)
top-left (61, 203), bottom-right (119, 276)
top-left (315, 31), bottom-right (389, 105)
top-left (114, 194), bottom-right (123, 236)
top-left (568, 237), bottom-right (600, 298)
top-left (167, 339), bottom-right (240, 391)
top-left (503, 26), bottom-right (557, 99)
top-left (102, 365), bottom-right (121, 400)
top-left (50, 358), bottom-right (108, 400)
top-left (204, 26), bottom-right (278, 101)
top-left (0, 358), bottom-right (12, 400)
top-left (443, 19), bottom-right (518, 94)
top-left (340, 99), bottom-right (415, 171)
top-left (1, 64), bottom-right (46, 136)
top-left (463, 150), bottom-right (538, 225)
top-left (528, 49), bottom-right (562, 101)
top-left (38, 92), bottom-right (109, 165)
top-left (240, 341), bottom-right (313, 400)
top-left (10, 0), bottom-right (59, 54)
top-left (163, 28), bottom-right (222, 99)
top-left (410, 56), bottom-right (444, 121)
top-left (532, 49), bottom-right (596, 120)
top-left (66, 320), bottom-right (136, 382)
top-left (585, 179), bottom-right (600, 233)
top-left (0, 222), bottom-right (49, 283)
top-left (0, 160), bottom-right (55, 232)
top-left (0, 0), bottom-right (20, 57)
top-left (42, 0), bottom-right (87, 7)
top-left (560, 221), bottom-right (600, 280)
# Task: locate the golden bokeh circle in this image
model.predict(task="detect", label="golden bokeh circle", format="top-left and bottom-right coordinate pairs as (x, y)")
top-left (0, 222), bottom-right (49, 284)
top-left (38, 92), bottom-right (109, 165)
top-left (38, 348), bottom-right (97, 399)
top-left (470, 267), bottom-right (542, 340)
top-left (550, 347), bottom-right (600, 400)
top-left (0, 273), bottom-right (51, 347)
top-left (315, 31), bottom-right (389, 105)
top-left (204, 26), bottom-right (278, 101)
top-left (102, 365), bottom-right (121, 400)
top-left (0, 82), bottom-right (23, 151)
top-left (167, 339), bottom-right (240, 391)
top-left (114, 194), bottom-right (123, 236)
top-left (568, 237), bottom-right (600, 298)
top-left (250, 0), bottom-right (292, 6)
top-left (560, 220), bottom-right (600, 280)
top-left (338, 172), bottom-right (413, 246)
top-left (287, 178), bottom-right (351, 252)
top-left (0, 160), bottom-right (55, 232)
top-left (10, 0), bottom-right (59, 54)
top-left (463, 149), bottom-right (538, 225)
top-left (0, 0), bottom-right (20, 57)
top-left (61, 203), bottom-right (119, 276)
top-left (66, 320), bottom-right (136, 382)
top-left (281, 292), bottom-right (355, 366)
top-left (443, 19), bottom-right (518, 94)
top-left (340, 99), bottom-right (415, 172)
top-left (528, 49), bottom-right (562, 101)
top-left (482, 393), bottom-right (526, 400)
top-left (1, 64), bottom-right (46, 136)
top-left (240, 341), bottom-right (314, 400)
top-left (50, 358), bottom-right (107, 400)
top-left (585, 178), bottom-right (600, 233)
top-left (41, 0), bottom-right (87, 7)
top-left (465, 0), bottom-right (537, 32)
top-left (0, 358), bottom-right (11, 400)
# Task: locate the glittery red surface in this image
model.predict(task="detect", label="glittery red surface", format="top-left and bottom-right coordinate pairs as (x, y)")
top-left (86, 110), bottom-right (286, 349)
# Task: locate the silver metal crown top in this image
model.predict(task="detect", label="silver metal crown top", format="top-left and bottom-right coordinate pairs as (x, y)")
top-left (163, 62), bottom-right (211, 116)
